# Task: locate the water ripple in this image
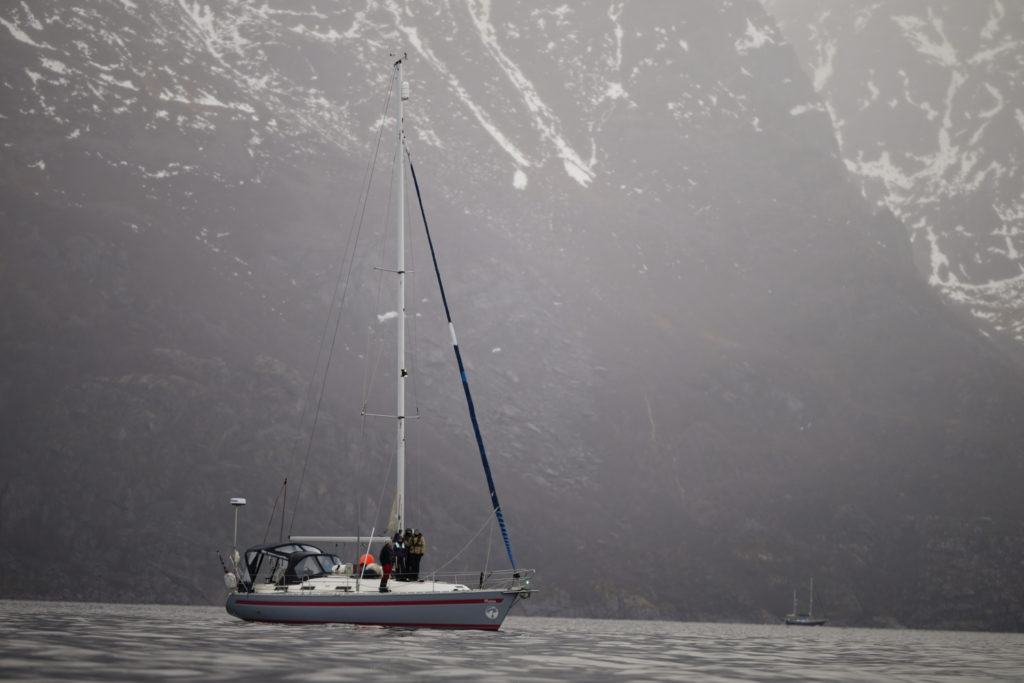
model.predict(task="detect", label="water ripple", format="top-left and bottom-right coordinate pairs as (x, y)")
top-left (1, 602), bottom-right (1021, 681)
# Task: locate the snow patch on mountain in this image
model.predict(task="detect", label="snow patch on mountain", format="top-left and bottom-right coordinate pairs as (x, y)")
top-left (608, 2), bottom-right (625, 69)
top-left (397, 20), bottom-right (531, 170)
top-left (513, 169), bottom-right (528, 190)
top-left (735, 18), bottom-right (776, 54)
top-left (466, 0), bottom-right (596, 187)
top-left (811, 40), bottom-right (836, 91)
top-left (892, 10), bottom-right (957, 67)
top-left (764, 0), bottom-right (1024, 343)
top-left (0, 14), bottom-right (43, 47)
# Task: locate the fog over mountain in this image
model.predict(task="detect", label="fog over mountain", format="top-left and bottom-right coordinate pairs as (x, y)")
top-left (2, 1), bottom-right (1023, 631)
top-left (765, 0), bottom-right (1024, 350)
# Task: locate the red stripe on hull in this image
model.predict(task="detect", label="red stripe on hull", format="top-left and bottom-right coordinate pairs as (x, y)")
top-left (235, 597), bottom-right (504, 608)
top-left (237, 617), bottom-right (502, 630)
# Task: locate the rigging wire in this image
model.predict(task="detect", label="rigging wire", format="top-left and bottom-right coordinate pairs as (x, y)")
top-left (360, 142), bottom-right (397, 419)
top-left (286, 66), bottom-right (399, 535)
top-left (262, 477), bottom-right (288, 544)
top-left (361, 78), bottom-right (402, 538)
top-left (407, 151), bottom-right (518, 570)
top-left (430, 506), bottom-right (502, 574)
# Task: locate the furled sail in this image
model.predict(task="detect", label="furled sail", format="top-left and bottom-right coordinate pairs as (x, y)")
top-left (408, 157), bottom-right (517, 570)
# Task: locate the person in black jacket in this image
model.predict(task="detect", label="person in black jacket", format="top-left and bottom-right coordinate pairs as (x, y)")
top-left (407, 529), bottom-right (425, 581)
top-left (403, 527), bottom-right (414, 577)
top-left (378, 538), bottom-right (395, 592)
top-left (392, 532), bottom-right (408, 581)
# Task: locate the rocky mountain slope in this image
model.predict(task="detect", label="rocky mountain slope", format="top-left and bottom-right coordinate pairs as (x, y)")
top-left (2, 1), bottom-right (1023, 630)
top-left (764, 0), bottom-right (1024, 350)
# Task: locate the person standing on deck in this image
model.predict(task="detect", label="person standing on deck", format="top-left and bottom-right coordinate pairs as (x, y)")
top-left (378, 538), bottom-right (395, 592)
top-left (403, 528), bottom-right (413, 578)
top-left (408, 529), bottom-right (425, 581)
top-left (393, 532), bottom-right (408, 581)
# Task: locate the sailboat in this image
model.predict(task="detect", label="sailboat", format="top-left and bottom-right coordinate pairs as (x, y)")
top-left (222, 57), bottom-right (534, 630)
top-left (784, 577), bottom-right (827, 626)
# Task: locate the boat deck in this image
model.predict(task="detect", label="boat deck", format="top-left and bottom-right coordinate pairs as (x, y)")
top-left (247, 568), bottom-right (530, 596)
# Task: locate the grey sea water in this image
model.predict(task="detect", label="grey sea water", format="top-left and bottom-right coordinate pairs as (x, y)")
top-left (1, 600), bottom-right (1021, 681)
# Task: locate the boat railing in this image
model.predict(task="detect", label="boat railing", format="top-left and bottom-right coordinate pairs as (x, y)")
top-left (415, 567), bottom-right (535, 592)
top-left (233, 564), bottom-right (534, 594)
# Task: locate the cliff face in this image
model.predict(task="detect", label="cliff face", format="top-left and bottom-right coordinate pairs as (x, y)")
top-left (2, 1), bottom-right (1023, 630)
top-left (765, 0), bottom-right (1024, 351)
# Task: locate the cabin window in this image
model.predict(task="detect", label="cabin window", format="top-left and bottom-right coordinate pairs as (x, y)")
top-left (317, 555), bottom-right (341, 573)
top-left (293, 556), bottom-right (325, 580)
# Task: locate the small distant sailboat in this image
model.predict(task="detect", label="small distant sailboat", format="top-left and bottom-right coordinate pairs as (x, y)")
top-left (784, 577), bottom-right (827, 626)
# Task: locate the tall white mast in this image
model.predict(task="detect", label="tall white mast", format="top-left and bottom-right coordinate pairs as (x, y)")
top-left (394, 58), bottom-right (408, 533)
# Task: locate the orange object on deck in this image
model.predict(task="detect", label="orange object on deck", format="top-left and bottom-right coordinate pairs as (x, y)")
top-left (359, 553), bottom-right (374, 566)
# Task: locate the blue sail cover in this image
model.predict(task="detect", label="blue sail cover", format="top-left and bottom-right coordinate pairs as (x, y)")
top-left (408, 157), bottom-right (517, 570)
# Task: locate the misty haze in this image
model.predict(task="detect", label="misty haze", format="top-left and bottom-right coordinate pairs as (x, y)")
top-left (2, 1), bottom-right (1023, 633)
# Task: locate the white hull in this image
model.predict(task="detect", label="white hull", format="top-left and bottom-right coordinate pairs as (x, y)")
top-left (226, 568), bottom-right (533, 629)
top-left (227, 589), bottom-right (521, 629)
